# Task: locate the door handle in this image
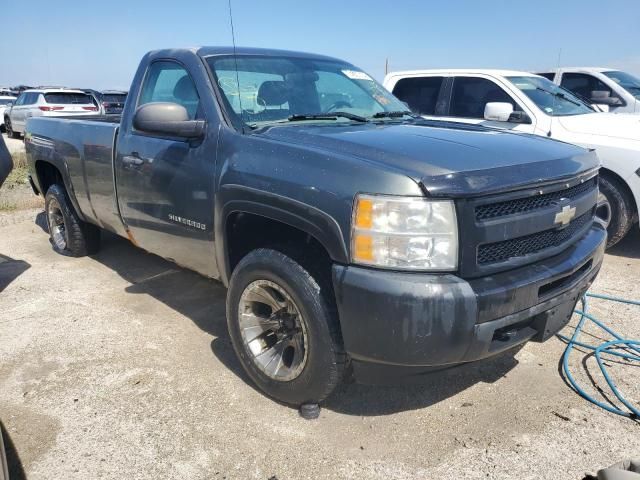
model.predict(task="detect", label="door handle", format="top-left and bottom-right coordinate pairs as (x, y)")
top-left (122, 153), bottom-right (144, 168)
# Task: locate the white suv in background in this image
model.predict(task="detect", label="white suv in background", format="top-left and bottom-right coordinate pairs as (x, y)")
top-left (384, 69), bottom-right (640, 247)
top-left (0, 95), bottom-right (17, 132)
top-left (4, 88), bottom-right (98, 138)
top-left (536, 68), bottom-right (640, 114)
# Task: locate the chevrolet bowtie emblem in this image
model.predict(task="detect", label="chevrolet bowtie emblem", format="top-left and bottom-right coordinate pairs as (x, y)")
top-left (554, 205), bottom-right (576, 226)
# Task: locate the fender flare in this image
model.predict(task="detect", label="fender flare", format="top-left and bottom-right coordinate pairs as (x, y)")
top-left (32, 155), bottom-right (87, 223)
top-left (215, 184), bottom-right (349, 286)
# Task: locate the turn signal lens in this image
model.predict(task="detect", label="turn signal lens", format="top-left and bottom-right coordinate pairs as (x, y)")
top-left (353, 233), bottom-right (374, 261)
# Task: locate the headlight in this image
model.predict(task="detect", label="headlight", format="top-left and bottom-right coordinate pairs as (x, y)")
top-left (351, 194), bottom-right (458, 270)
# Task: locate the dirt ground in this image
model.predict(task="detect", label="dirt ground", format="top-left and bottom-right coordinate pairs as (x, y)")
top-left (0, 134), bottom-right (638, 479)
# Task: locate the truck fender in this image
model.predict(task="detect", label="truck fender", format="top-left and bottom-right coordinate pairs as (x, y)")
top-left (215, 184), bottom-right (349, 286)
top-left (31, 151), bottom-right (87, 223)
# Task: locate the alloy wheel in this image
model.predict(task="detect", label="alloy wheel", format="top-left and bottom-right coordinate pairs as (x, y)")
top-left (47, 198), bottom-right (67, 250)
top-left (238, 280), bottom-right (308, 381)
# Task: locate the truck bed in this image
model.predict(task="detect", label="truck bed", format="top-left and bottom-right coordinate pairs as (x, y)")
top-left (26, 116), bottom-right (126, 236)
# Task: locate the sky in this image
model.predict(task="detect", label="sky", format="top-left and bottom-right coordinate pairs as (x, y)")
top-left (2, 0), bottom-right (639, 90)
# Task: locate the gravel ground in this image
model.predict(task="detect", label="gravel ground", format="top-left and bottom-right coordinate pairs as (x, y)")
top-left (0, 162), bottom-right (638, 478)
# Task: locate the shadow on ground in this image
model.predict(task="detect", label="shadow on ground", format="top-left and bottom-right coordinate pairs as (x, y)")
top-left (1, 420), bottom-right (26, 480)
top-left (607, 226), bottom-right (640, 259)
top-left (0, 254), bottom-right (30, 293)
top-left (69, 230), bottom-right (521, 416)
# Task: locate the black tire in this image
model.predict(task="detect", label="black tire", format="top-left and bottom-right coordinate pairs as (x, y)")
top-left (4, 118), bottom-right (19, 139)
top-left (45, 184), bottom-right (100, 257)
top-left (226, 248), bottom-right (346, 406)
top-left (599, 174), bottom-right (634, 248)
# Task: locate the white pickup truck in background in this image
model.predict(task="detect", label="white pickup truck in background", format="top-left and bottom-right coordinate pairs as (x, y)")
top-left (384, 69), bottom-right (640, 247)
top-left (535, 68), bottom-right (640, 114)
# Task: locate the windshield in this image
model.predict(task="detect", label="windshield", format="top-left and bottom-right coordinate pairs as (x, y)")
top-left (604, 70), bottom-right (640, 99)
top-left (206, 55), bottom-right (409, 128)
top-left (507, 76), bottom-right (594, 116)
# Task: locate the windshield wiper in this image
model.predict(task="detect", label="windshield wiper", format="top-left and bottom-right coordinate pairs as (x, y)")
top-left (288, 112), bottom-right (369, 123)
top-left (536, 87), bottom-right (581, 106)
top-left (372, 110), bottom-right (416, 119)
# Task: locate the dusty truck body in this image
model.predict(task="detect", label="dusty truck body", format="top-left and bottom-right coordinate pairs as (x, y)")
top-left (25, 47), bottom-right (606, 406)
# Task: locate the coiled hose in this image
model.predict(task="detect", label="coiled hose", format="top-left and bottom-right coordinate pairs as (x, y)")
top-left (559, 292), bottom-right (640, 419)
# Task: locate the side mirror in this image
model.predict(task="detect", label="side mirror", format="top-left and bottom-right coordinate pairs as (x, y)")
top-left (590, 90), bottom-right (623, 106)
top-left (133, 102), bottom-right (205, 139)
top-left (507, 111), bottom-right (532, 124)
top-left (484, 102), bottom-right (514, 122)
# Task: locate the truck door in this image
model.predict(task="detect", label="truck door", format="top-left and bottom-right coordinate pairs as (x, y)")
top-left (436, 76), bottom-right (536, 134)
top-left (115, 59), bottom-right (219, 278)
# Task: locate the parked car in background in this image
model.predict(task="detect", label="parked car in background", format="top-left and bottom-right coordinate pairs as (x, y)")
top-left (536, 68), bottom-right (640, 114)
top-left (80, 89), bottom-right (128, 115)
top-left (0, 96), bottom-right (16, 132)
top-left (24, 47), bottom-right (605, 406)
top-left (384, 69), bottom-right (640, 247)
top-left (4, 88), bottom-right (98, 138)
top-left (99, 90), bottom-right (127, 115)
top-left (79, 89), bottom-right (102, 113)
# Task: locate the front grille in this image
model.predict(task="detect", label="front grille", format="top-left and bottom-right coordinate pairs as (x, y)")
top-left (475, 178), bottom-right (596, 221)
top-left (477, 211), bottom-right (593, 265)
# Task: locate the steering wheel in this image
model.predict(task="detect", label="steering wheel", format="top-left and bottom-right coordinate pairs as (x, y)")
top-left (325, 100), bottom-right (353, 112)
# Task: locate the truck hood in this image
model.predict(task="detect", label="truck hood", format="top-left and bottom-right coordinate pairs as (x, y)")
top-left (260, 120), bottom-right (599, 196)
top-left (557, 112), bottom-right (640, 141)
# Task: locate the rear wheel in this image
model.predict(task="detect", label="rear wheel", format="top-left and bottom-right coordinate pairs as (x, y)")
top-left (4, 118), bottom-right (19, 139)
top-left (45, 184), bottom-right (100, 257)
top-left (226, 248), bottom-right (346, 406)
top-left (598, 174), bottom-right (634, 248)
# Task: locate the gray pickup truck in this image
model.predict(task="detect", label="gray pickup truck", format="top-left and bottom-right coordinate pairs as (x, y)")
top-left (25, 47), bottom-right (606, 406)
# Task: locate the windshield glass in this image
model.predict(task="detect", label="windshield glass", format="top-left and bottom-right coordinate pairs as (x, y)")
top-left (604, 70), bottom-right (640, 99)
top-left (206, 55), bottom-right (408, 128)
top-left (507, 76), bottom-right (594, 116)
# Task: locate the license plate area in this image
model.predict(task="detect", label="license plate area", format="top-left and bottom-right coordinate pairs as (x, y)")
top-left (530, 295), bottom-right (580, 342)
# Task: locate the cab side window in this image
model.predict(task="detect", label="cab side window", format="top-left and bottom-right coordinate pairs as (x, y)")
top-left (449, 77), bottom-right (523, 119)
top-left (391, 77), bottom-right (444, 115)
top-left (139, 61), bottom-right (200, 119)
top-left (560, 73), bottom-right (618, 102)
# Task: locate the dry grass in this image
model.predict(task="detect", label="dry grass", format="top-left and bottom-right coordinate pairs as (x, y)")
top-left (0, 149), bottom-right (43, 211)
top-left (11, 149), bottom-right (28, 169)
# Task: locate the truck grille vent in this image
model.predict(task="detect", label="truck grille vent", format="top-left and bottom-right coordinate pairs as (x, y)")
top-left (475, 178), bottom-right (596, 221)
top-left (477, 211), bottom-right (593, 265)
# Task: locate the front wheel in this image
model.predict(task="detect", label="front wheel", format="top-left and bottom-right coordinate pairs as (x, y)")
top-left (45, 184), bottom-right (101, 257)
top-left (598, 175), bottom-right (634, 248)
top-left (226, 248), bottom-right (346, 406)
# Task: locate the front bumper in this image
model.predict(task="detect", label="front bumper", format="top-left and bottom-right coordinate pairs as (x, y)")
top-left (332, 223), bottom-right (606, 384)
